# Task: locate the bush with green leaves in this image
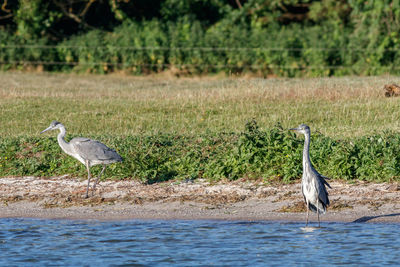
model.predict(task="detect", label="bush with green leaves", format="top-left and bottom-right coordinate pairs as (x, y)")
top-left (2, 1), bottom-right (400, 76)
top-left (2, 121), bottom-right (400, 183)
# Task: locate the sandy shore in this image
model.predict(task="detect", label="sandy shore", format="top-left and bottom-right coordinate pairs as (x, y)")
top-left (1, 176), bottom-right (400, 223)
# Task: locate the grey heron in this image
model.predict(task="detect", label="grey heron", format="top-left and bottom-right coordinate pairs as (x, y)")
top-left (290, 124), bottom-right (331, 227)
top-left (41, 121), bottom-right (122, 198)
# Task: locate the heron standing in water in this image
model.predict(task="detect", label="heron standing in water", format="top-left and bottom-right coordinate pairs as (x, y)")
top-left (41, 121), bottom-right (122, 198)
top-left (290, 124), bottom-right (331, 227)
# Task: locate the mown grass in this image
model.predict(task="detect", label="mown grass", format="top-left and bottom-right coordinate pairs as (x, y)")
top-left (1, 72), bottom-right (400, 182)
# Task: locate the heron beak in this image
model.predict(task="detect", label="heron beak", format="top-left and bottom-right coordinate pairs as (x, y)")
top-left (289, 128), bottom-right (299, 131)
top-left (40, 126), bottom-right (53, 134)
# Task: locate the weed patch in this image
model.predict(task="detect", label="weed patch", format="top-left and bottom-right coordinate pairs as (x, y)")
top-left (2, 121), bottom-right (400, 183)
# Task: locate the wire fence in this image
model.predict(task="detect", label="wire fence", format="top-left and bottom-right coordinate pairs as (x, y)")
top-left (2, 45), bottom-right (400, 52)
top-left (0, 45), bottom-right (398, 71)
top-left (0, 60), bottom-right (370, 70)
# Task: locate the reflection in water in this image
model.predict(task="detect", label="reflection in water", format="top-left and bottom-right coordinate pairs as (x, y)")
top-left (0, 219), bottom-right (400, 266)
top-left (300, 226), bottom-right (320, 232)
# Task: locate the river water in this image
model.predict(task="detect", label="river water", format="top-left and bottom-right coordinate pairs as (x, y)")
top-left (0, 218), bottom-right (399, 266)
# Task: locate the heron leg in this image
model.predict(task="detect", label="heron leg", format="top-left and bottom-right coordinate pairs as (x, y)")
top-left (85, 160), bottom-right (91, 198)
top-left (317, 199), bottom-right (320, 228)
top-left (92, 165), bottom-right (106, 196)
top-left (306, 200), bottom-right (309, 226)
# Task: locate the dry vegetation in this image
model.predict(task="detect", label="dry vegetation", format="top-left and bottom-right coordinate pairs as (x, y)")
top-left (2, 177), bottom-right (400, 222)
top-left (1, 72), bottom-right (400, 138)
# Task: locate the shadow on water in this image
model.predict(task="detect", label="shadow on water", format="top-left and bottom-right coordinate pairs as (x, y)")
top-left (352, 213), bottom-right (400, 223)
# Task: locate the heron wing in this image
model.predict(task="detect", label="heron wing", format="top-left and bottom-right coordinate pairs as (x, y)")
top-left (320, 175), bottom-right (332, 188)
top-left (316, 173), bottom-right (330, 206)
top-left (71, 138), bottom-right (122, 162)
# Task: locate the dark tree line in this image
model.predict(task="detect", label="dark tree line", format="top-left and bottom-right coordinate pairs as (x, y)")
top-left (0, 0), bottom-right (399, 76)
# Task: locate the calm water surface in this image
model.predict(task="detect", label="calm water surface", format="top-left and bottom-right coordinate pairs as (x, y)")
top-left (0, 218), bottom-right (399, 266)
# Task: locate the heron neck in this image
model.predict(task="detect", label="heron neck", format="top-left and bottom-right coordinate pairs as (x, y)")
top-left (302, 132), bottom-right (312, 171)
top-left (57, 126), bottom-right (73, 155)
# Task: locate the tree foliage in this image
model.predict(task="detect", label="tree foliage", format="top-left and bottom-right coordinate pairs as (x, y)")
top-left (1, 0), bottom-right (400, 76)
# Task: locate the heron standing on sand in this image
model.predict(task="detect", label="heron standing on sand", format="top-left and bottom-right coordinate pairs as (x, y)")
top-left (290, 124), bottom-right (331, 227)
top-left (41, 121), bottom-right (122, 198)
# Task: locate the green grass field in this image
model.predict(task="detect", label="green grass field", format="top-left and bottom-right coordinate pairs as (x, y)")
top-left (1, 72), bottom-right (399, 138)
top-left (2, 72), bottom-right (400, 182)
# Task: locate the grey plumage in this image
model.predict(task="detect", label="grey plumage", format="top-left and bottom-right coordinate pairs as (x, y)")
top-left (41, 121), bottom-right (122, 198)
top-left (290, 124), bottom-right (331, 227)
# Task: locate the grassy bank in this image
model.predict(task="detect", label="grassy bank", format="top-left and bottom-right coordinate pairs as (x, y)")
top-left (1, 72), bottom-right (400, 182)
top-left (2, 121), bottom-right (400, 182)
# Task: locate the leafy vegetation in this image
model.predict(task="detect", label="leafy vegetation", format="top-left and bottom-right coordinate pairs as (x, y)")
top-left (2, 121), bottom-right (400, 183)
top-left (1, 1), bottom-right (400, 76)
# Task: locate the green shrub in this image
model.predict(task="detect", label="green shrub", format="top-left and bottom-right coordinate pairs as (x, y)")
top-left (2, 1), bottom-right (400, 76)
top-left (2, 121), bottom-right (400, 183)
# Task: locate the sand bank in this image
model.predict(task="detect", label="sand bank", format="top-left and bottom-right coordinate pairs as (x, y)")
top-left (1, 176), bottom-right (399, 223)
